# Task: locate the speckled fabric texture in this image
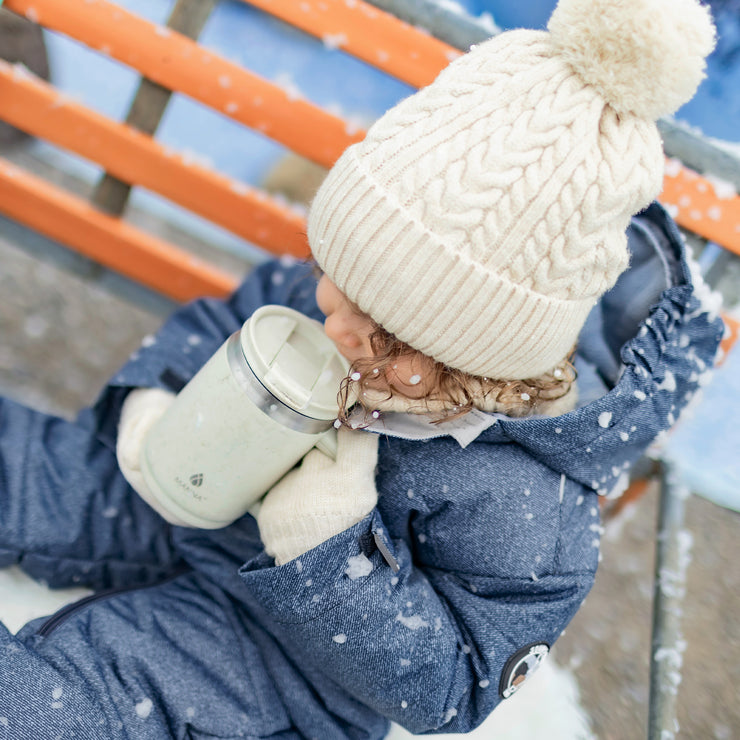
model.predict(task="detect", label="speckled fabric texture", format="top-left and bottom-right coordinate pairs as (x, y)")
top-left (0, 205), bottom-right (723, 738)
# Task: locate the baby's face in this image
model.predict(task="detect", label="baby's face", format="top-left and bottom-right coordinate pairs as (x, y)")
top-left (315, 275), bottom-right (375, 363)
top-left (315, 275), bottom-right (433, 398)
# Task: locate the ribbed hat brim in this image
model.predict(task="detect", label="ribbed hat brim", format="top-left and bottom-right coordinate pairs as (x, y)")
top-left (309, 148), bottom-right (594, 379)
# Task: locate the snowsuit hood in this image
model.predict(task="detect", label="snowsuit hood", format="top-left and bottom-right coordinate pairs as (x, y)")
top-left (491, 202), bottom-right (723, 496)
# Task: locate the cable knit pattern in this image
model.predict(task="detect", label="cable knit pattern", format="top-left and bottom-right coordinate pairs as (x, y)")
top-left (309, 0), bottom-right (714, 380)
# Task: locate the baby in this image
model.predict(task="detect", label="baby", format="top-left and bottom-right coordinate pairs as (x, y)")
top-left (0, 0), bottom-right (724, 738)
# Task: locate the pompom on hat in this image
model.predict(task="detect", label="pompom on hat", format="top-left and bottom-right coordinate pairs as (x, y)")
top-left (308, 0), bottom-right (716, 380)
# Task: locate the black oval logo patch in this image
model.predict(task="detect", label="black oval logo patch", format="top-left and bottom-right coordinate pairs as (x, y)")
top-left (499, 642), bottom-right (549, 699)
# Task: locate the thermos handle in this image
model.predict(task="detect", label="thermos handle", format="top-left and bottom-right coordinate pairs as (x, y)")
top-left (315, 428), bottom-right (338, 460)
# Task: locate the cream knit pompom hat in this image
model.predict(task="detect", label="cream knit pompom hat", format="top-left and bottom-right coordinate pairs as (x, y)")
top-left (309, 0), bottom-right (716, 380)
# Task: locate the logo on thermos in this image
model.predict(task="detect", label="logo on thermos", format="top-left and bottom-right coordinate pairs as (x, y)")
top-left (189, 473), bottom-right (204, 487)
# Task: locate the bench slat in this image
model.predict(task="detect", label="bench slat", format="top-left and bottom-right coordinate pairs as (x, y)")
top-left (0, 61), bottom-right (310, 258)
top-left (4, 0), bottom-right (364, 168)
top-left (241, 0), bottom-right (460, 88)
top-left (0, 158), bottom-right (239, 302)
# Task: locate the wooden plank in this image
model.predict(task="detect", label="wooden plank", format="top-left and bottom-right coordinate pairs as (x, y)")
top-left (92, 0), bottom-right (219, 216)
top-left (241, 0), bottom-right (461, 88)
top-left (0, 61), bottom-right (310, 258)
top-left (0, 157), bottom-right (239, 302)
top-left (660, 163), bottom-right (740, 258)
top-left (3, 0), bottom-right (364, 169)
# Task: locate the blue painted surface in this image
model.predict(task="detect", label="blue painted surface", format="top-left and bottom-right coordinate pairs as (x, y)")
top-left (666, 343), bottom-right (740, 511)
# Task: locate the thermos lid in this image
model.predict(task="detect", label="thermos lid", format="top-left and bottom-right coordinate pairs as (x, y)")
top-left (239, 305), bottom-right (349, 422)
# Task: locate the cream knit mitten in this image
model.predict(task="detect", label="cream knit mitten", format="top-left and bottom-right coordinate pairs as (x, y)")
top-left (257, 427), bottom-right (379, 565)
top-left (116, 387), bottom-right (188, 524)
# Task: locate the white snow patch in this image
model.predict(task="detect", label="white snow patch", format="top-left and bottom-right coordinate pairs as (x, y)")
top-left (707, 205), bottom-right (722, 221)
top-left (434, 0), bottom-right (467, 14)
top-left (443, 707), bottom-right (458, 724)
top-left (274, 73), bottom-right (304, 101)
top-left (598, 411), bottom-right (612, 428)
top-left (322, 33), bottom-right (348, 50)
top-left (606, 472), bottom-right (630, 499)
top-left (705, 174), bottom-right (737, 200)
top-left (664, 158), bottom-right (683, 178)
top-left (396, 612), bottom-right (429, 630)
top-left (664, 203), bottom-right (679, 219)
top-left (697, 370), bottom-right (714, 387)
top-left (656, 370), bottom-right (677, 392)
top-left (477, 12), bottom-right (499, 33)
top-left (345, 553), bottom-right (373, 579)
top-left (686, 257), bottom-right (723, 322)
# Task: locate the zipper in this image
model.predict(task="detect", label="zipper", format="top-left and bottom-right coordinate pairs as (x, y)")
top-left (36, 569), bottom-right (188, 637)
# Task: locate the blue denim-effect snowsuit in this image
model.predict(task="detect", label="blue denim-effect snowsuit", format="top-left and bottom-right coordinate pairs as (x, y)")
top-left (0, 203), bottom-right (724, 739)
